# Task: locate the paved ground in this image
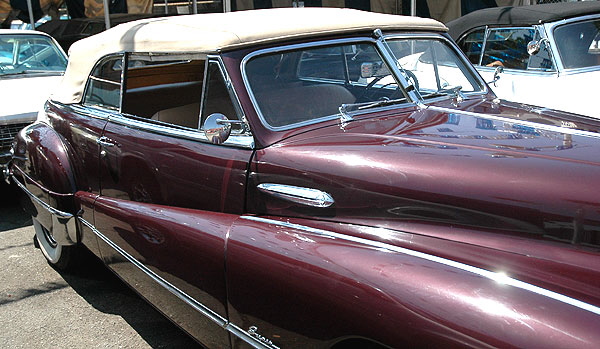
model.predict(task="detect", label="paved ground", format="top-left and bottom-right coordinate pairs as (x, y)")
top-left (0, 182), bottom-right (202, 348)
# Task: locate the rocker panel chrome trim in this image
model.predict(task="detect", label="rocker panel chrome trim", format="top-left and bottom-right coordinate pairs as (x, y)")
top-left (78, 217), bottom-right (274, 349)
top-left (241, 216), bottom-right (600, 317)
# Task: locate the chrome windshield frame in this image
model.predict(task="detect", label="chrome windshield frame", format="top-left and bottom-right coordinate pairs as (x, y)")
top-left (241, 37), bottom-right (418, 132)
top-left (241, 32), bottom-right (488, 132)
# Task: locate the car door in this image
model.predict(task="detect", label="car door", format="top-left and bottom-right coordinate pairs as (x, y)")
top-left (466, 26), bottom-right (559, 108)
top-left (93, 53), bottom-right (253, 348)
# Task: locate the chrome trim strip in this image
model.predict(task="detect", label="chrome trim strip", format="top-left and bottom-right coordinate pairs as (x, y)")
top-left (241, 216), bottom-right (600, 316)
top-left (79, 217), bottom-right (275, 348)
top-left (78, 216), bottom-right (228, 327)
top-left (11, 174), bottom-right (73, 219)
top-left (257, 183), bottom-right (334, 208)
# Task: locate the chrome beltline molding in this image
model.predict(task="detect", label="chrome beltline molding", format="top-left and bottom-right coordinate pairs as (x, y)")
top-left (78, 217), bottom-right (273, 349)
top-left (242, 216), bottom-right (600, 317)
top-left (428, 105), bottom-right (600, 139)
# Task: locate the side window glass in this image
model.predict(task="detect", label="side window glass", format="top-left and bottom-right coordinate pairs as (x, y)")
top-left (527, 29), bottom-right (555, 71)
top-left (83, 55), bottom-right (123, 109)
top-left (458, 28), bottom-right (485, 65)
top-left (201, 61), bottom-right (241, 124)
top-left (482, 28), bottom-right (535, 69)
top-left (121, 54), bottom-right (205, 129)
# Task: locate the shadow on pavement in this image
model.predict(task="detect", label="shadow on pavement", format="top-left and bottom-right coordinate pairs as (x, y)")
top-left (57, 247), bottom-right (203, 348)
top-left (0, 182), bottom-right (32, 232)
top-left (1, 181), bottom-right (202, 348)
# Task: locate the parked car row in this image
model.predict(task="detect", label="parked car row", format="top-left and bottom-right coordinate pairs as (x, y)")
top-left (3, 5), bottom-right (600, 349)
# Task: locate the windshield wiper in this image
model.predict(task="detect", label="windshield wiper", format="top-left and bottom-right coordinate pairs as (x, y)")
top-left (422, 86), bottom-right (466, 102)
top-left (339, 97), bottom-right (408, 123)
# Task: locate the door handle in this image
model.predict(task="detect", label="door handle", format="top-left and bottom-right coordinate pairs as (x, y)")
top-left (96, 136), bottom-right (115, 148)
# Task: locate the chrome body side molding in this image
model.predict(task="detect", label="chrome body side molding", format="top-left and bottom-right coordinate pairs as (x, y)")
top-left (241, 216), bottom-right (600, 317)
top-left (78, 217), bottom-right (274, 349)
top-left (257, 183), bottom-right (334, 208)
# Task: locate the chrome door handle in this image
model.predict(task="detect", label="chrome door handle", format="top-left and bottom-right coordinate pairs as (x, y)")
top-left (96, 136), bottom-right (115, 148)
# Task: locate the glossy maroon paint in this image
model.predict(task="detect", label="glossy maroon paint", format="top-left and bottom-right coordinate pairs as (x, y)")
top-left (226, 217), bottom-right (600, 348)
top-left (9, 30), bottom-right (600, 349)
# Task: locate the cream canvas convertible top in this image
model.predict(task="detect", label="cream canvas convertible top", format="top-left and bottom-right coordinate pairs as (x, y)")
top-left (53, 7), bottom-right (447, 104)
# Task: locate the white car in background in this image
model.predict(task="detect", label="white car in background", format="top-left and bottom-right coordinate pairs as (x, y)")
top-left (1, 29), bottom-right (67, 165)
top-left (448, 2), bottom-right (600, 119)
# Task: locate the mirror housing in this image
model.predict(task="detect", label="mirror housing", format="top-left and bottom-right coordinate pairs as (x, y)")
top-left (527, 40), bottom-right (541, 55)
top-left (203, 113), bottom-right (231, 144)
top-left (527, 38), bottom-right (549, 56)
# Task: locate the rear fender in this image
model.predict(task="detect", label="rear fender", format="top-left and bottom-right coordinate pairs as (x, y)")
top-left (10, 121), bottom-right (78, 245)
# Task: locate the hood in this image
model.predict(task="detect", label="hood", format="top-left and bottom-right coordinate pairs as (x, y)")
top-left (250, 97), bottom-right (600, 249)
top-left (0, 74), bottom-right (63, 124)
top-left (249, 98), bottom-right (600, 307)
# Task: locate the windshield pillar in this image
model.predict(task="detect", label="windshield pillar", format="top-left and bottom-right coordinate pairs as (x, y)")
top-left (373, 30), bottom-right (426, 108)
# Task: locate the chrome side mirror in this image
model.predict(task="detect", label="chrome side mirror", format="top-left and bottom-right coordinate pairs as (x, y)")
top-left (527, 40), bottom-right (541, 55)
top-left (488, 66), bottom-right (504, 87)
top-left (527, 38), bottom-right (549, 56)
top-left (203, 113), bottom-right (232, 144)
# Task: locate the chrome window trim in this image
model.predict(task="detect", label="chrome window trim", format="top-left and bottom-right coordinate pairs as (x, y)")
top-left (241, 216), bottom-right (600, 316)
top-left (202, 55), bottom-right (254, 147)
top-left (104, 113), bottom-right (254, 149)
top-left (545, 14), bottom-right (600, 73)
top-left (81, 53), bottom-right (125, 111)
top-left (78, 216), bottom-right (274, 349)
top-left (241, 37), bottom-right (419, 132)
top-left (475, 65), bottom-right (558, 77)
top-left (81, 53), bottom-right (254, 149)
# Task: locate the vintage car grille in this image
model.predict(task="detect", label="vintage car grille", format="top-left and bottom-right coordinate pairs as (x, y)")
top-left (0, 123), bottom-right (29, 151)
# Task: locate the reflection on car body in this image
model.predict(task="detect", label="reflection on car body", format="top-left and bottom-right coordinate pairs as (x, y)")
top-left (5, 8), bottom-right (600, 349)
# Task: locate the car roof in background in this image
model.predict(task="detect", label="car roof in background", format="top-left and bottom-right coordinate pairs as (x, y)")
top-left (54, 7), bottom-right (447, 105)
top-left (0, 29), bottom-right (54, 37)
top-left (447, 1), bottom-right (600, 39)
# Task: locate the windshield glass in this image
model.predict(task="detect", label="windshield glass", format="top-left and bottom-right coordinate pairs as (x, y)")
top-left (386, 38), bottom-right (484, 97)
top-left (553, 18), bottom-right (600, 69)
top-left (244, 38), bottom-right (483, 129)
top-left (245, 42), bottom-right (408, 129)
top-left (0, 34), bottom-right (67, 76)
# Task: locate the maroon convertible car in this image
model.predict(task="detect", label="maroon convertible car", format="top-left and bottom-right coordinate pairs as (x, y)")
top-left (5, 7), bottom-right (600, 348)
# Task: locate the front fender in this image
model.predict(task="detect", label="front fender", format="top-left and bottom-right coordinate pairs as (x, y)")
top-left (226, 216), bottom-right (600, 348)
top-left (10, 121), bottom-right (78, 245)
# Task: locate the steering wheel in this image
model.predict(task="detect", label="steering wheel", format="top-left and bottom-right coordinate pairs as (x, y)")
top-left (402, 69), bottom-right (420, 92)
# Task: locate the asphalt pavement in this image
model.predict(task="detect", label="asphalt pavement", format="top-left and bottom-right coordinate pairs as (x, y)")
top-left (0, 182), bottom-right (202, 348)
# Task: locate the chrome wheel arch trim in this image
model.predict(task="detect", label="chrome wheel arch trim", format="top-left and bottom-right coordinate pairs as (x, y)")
top-left (241, 216), bottom-right (600, 317)
top-left (257, 183), bottom-right (334, 208)
top-left (77, 217), bottom-right (275, 349)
